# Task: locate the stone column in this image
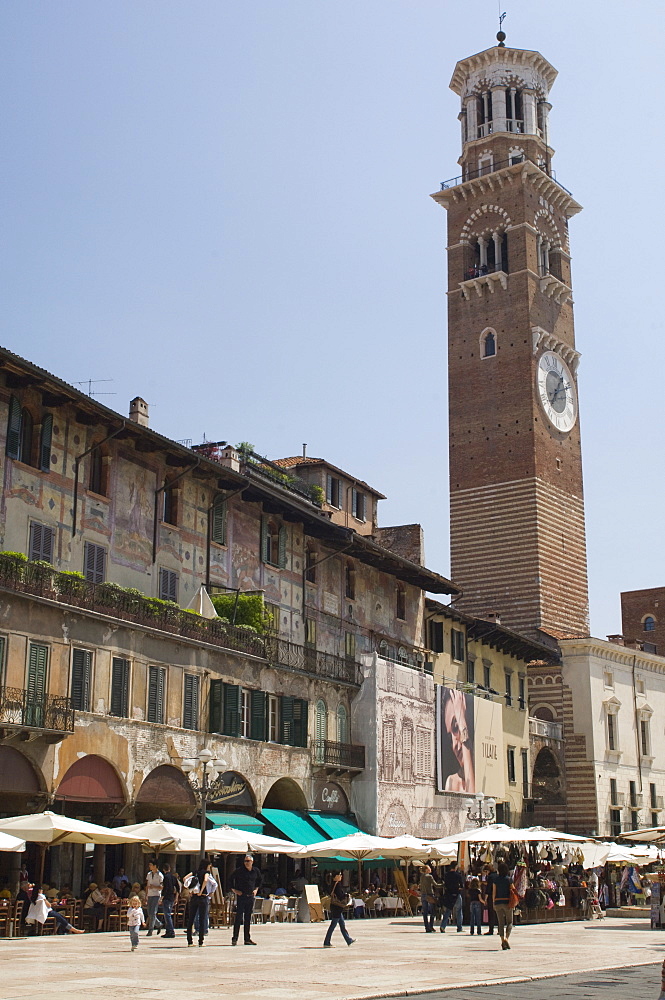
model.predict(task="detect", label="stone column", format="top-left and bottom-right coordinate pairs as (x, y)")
top-left (492, 86), bottom-right (507, 133)
top-left (523, 91), bottom-right (537, 135)
top-left (465, 96), bottom-right (478, 142)
top-left (93, 843), bottom-right (106, 885)
top-left (478, 237), bottom-right (488, 269)
top-left (493, 231), bottom-right (503, 271)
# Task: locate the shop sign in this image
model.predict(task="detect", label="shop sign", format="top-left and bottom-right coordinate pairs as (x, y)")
top-left (209, 771), bottom-right (254, 809)
top-left (313, 781), bottom-right (348, 813)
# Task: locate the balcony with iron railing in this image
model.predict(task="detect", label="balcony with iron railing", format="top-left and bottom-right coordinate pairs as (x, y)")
top-left (529, 716), bottom-right (563, 742)
top-left (266, 636), bottom-right (360, 686)
top-left (0, 686), bottom-right (74, 741)
top-left (440, 153), bottom-right (572, 197)
top-left (312, 739), bottom-right (365, 772)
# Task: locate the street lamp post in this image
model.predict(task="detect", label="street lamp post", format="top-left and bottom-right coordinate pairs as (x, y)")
top-left (463, 792), bottom-right (496, 827)
top-left (179, 749), bottom-right (226, 860)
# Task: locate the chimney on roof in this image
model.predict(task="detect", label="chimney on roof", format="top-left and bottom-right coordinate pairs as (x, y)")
top-left (606, 634), bottom-right (625, 646)
top-left (481, 611), bottom-right (502, 625)
top-left (302, 443), bottom-right (307, 458)
top-left (129, 397), bottom-right (149, 427)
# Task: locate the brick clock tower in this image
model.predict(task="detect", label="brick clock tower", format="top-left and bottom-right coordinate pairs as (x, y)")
top-left (432, 36), bottom-right (589, 642)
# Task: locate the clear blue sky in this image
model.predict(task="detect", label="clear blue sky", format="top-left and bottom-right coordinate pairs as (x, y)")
top-left (1, 1), bottom-right (663, 640)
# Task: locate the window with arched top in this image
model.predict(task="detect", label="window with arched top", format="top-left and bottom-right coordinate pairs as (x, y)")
top-left (505, 88), bottom-right (523, 132)
top-left (481, 330), bottom-right (496, 358)
top-left (337, 704), bottom-right (349, 744)
top-left (644, 616), bottom-right (656, 632)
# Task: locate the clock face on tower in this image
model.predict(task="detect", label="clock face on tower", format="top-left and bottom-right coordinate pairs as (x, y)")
top-left (536, 350), bottom-right (577, 433)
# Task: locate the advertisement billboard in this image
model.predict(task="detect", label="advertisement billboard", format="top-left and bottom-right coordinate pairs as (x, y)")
top-left (435, 686), bottom-right (505, 798)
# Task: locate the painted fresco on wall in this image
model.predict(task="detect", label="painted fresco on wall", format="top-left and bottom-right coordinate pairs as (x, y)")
top-left (435, 686), bottom-right (504, 798)
top-left (112, 462), bottom-right (154, 568)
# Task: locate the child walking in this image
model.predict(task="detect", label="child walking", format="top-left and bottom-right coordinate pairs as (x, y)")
top-left (127, 895), bottom-right (146, 951)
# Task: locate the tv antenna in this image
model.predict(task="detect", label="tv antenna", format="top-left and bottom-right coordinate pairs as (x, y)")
top-left (74, 379), bottom-right (116, 398)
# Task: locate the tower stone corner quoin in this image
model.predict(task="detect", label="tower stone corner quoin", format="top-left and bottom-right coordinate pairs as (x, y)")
top-left (431, 39), bottom-right (589, 644)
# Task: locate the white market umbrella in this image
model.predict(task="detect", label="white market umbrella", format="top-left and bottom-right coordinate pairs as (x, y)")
top-left (186, 584), bottom-right (218, 620)
top-left (0, 810), bottom-right (146, 879)
top-left (207, 825), bottom-right (303, 855)
top-left (0, 831), bottom-right (26, 852)
top-left (577, 842), bottom-right (612, 868)
top-left (117, 819), bottom-right (204, 854)
top-left (431, 824), bottom-right (591, 846)
top-left (510, 826), bottom-right (592, 843)
top-left (296, 831), bottom-right (427, 888)
top-left (119, 819), bottom-right (303, 856)
top-left (624, 826), bottom-right (665, 844)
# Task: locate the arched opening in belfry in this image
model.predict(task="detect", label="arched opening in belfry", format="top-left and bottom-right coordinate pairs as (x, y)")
top-left (531, 747), bottom-right (564, 805)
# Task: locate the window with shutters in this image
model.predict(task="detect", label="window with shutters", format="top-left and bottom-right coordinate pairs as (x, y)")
top-left (250, 689), bottom-right (266, 741)
top-left (223, 683), bottom-right (240, 737)
top-left (344, 561), bottom-right (355, 600)
top-left (162, 484), bottom-right (177, 526)
top-left (88, 447), bottom-right (107, 496)
top-left (305, 543), bottom-right (317, 584)
top-left (209, 679), bottom-right (223, 734)
top-left (344, 631), bottom-right (356, 661)
top-left (183, 674), bottom-right (200, 730)
top-left (518, 674), bottom-right (526, 710)
top-left (0, 635), bottom-right (6, 685)
top-left (466, 657), bottom-right (475, 685)
top-left (402, 722), bottom-right (413, 782)
top-left (109, 657), bottom-right (130, 718)
top-left (415, 727), bottom-right (432, 778)
top-left (26, 643), bottom-right (48, 727)
top-left (326, 474), bottom-right (342, 508)
top-left (211, 495), bottom-right (227, 545)
top-left (267, 694), bottom-right (279, 742)
top-left (521, 748), bottom-right (529, 797)
top-left (428, 620), bottom-right (444, 653)
top-left (507, 746), bottom-right (516, 784)
top-left (240, 688), bottom-right (250, 738)
top-left (71, 648), bottom-right (92, 712)
top-left (395, 586), bottom-right (406, 621)
top-left (147, 666), bottom-right (166, 724)
top-left (483, 662), bottom-right (492, 689)
top-left (29, 522), bottom-right (54, 564)
top-left (264, 602), bottom-right (280, 633)
top-left (382, 719), bottom-right (395, 780)
top-left (84, 542), bottom-right (106, 584)
top-left (315, 700), bottom-right (328, 742)
top-left (159, 568), bottom-right (178, 603)
top-left (504, 671), bottom-right (513, 707)
top-left (351, 489), bottom-right (366, 522)
top-left (261, 518), bottom-right (286, 568)
top-left (336, 704), bottom-right (348, 744)
top-left (39, 414), bottom-right (53, 472)
top-left (6, 396), bottom-right (23, 460)
top-left (280, 696), bottom-right (308, 747)
top-left (451, 628), bottom-right (465, 662)
top-left (304, 618), bottom-right (316, 647)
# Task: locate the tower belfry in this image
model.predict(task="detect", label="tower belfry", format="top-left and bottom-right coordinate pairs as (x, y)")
top-left (432, 38), bottom-right (589, 642)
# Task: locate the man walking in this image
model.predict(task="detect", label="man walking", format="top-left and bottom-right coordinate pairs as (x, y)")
top-left (145, 860), bottom-right (164, 936)
top-left (440, 861), bottom-right (465, 933)
top-left (161, 863), bottom-right (181, 939)
top-left (230, 854), bottom-right (262, 946)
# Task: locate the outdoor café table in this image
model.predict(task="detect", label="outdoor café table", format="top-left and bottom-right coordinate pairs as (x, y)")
top-left (262, 897), bottom-right (288, 922)
top-left (375, 896), bottom-right (402, 915)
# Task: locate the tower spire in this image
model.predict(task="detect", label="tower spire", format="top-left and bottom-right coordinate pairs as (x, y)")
top-left (497, 10), bottom-right (506, 46)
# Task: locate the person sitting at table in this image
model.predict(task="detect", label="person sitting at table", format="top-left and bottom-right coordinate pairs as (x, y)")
top-left (83, 883), bottom-right (107, 931)
top-left (130, 882), bottom-right (147, 906)
top-left (112, 867), bottom-right (131, 897)
top-left (27, 884), bottom-right (84, 935)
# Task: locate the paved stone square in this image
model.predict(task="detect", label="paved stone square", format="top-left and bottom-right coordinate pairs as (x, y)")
top-left (0, 917), bottom-right (663, 1000)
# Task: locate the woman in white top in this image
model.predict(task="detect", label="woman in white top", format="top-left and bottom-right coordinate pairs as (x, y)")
top-left (26, 885), bottom-right (84, 934)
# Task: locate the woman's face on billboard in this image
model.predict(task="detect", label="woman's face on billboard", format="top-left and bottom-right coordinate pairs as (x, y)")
top-left (444, 693), bottom-right (468, 768)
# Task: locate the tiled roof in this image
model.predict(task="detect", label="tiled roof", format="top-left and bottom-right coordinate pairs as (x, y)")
top-left (271, 457), bottom-right (385, 499)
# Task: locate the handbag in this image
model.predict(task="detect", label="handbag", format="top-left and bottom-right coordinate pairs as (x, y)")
top-left (508, 887), bottom-right (520, 909)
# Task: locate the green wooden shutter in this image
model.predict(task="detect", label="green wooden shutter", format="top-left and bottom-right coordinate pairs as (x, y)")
top-left (26, 643), bottom-right (47, 727)
top-left (0, 635), bottom-right (6, 685)
top-left (148, 665), bottom-right (165, 723)
top-left (211, 496), bottom-right (227, 545)
top-left (39, 414), bottom-right (53, 472)
top-left (260, 517), bottom-right (269, 563)
top-left (6, 396), bottom-right (22, 460)
top-left (183, 674), bottom-right (199, 730)
top-left (223, 683), bottom-right (240, 737)
top-left (250, 689), bottom-right (266, 741)
top-left (71, 648), bottom-right (91, 711)
top-left (209, 679), bottom-right (224, 733)
top-left (159, 569), bottom-right (178, 602)
top-left (291, 698), bottom-right (308, 748)
top-left (110, 657), bottom-right (129, 717)
top-left (326, 474), bottom-right (332, 503)
top-left (280, 695), bottom-right (294, 745)
top-left (278, 526), bottom-right (287, 569)
top-left (29, 522), bottom-right (54, 563)
top-left (84, 542), bottom-right (106, 584)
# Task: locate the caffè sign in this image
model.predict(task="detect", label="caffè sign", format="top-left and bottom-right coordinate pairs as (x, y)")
top-left (313, 781), bottom-right (348, 814)
top-left (209, 771), bottom-right (254, 809)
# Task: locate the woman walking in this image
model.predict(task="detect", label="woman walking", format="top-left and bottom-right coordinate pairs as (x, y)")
top-left (184, 858), bottom-right (217, 948)
top-left (492, 862), bottom-right (517, 950)
top-left (323, 873), bottom-right (355, 948)
top-left (418, 864), bottom-right (440, 933)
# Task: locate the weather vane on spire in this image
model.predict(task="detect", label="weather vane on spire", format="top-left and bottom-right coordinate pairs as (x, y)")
top-left (497, 10), bottom-right (507, 47)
